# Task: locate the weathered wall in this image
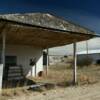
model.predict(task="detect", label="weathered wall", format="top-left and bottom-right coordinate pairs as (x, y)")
top-left (0, 45), bottom-right (43, 77)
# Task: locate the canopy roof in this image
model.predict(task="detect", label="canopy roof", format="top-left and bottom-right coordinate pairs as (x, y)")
top-left (0, 13), bottom-right (96, 48)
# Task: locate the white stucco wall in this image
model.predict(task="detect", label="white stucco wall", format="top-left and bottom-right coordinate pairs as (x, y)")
top-left (0, 45), bottom-right (43, 77)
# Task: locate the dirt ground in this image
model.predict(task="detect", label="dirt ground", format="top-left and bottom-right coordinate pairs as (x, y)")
top-left (1, 64), bottom-right (100, 100)
top-left (5, 82), bottom-right (100, 100)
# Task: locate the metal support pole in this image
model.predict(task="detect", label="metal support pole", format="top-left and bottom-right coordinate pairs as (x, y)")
top-left (73, 42), bottom-right (77, 85)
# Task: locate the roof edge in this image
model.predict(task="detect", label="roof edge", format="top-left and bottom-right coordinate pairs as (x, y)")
top-left (0, 18), bottom-right (96, 38)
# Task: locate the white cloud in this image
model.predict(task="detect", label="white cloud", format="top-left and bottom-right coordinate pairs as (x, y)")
top-left (49, 38), bottom-right (100, 55)
top-left (48, 9), bottom-right (100, 55)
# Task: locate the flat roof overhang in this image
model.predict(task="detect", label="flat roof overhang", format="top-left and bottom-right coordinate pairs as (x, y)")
top-left (0, 13), bottom-right (97, 49)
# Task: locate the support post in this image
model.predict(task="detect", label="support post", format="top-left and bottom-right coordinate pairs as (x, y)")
top-left (86, 41), bottom-right (88, 55)
top-left (35, 63), bottom-right (37, 77)
top-left (73, 42), bottom-right (77, 85)
top-left (0, 32), bottom-right (6, 90)
top-left (86, 41), bottom-right (89, 63)
top-left (46, 48), bottom-right (49, 75)
top-left (2, 32), bottom-right (6, 69)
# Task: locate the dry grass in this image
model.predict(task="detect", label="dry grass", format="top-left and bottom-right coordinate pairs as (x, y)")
top-left (1, 64), bottom-right (100, 100)
top-left (31, 63), bottom-right (100, 86)
top-left (1, 87), bottom-right (30, 100)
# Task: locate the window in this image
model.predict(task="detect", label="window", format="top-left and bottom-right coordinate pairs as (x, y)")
top-left (5, 56), bottom-right (17, 66)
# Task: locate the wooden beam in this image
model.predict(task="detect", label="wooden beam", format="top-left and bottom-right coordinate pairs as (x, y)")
top-left (73, 42), bottom-right (77, 84)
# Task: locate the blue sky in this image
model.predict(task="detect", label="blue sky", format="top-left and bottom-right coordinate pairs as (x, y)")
top-left (0, 0), bottom-right (100, 33)
top-left (0, 0), bottom-right (100, 54)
